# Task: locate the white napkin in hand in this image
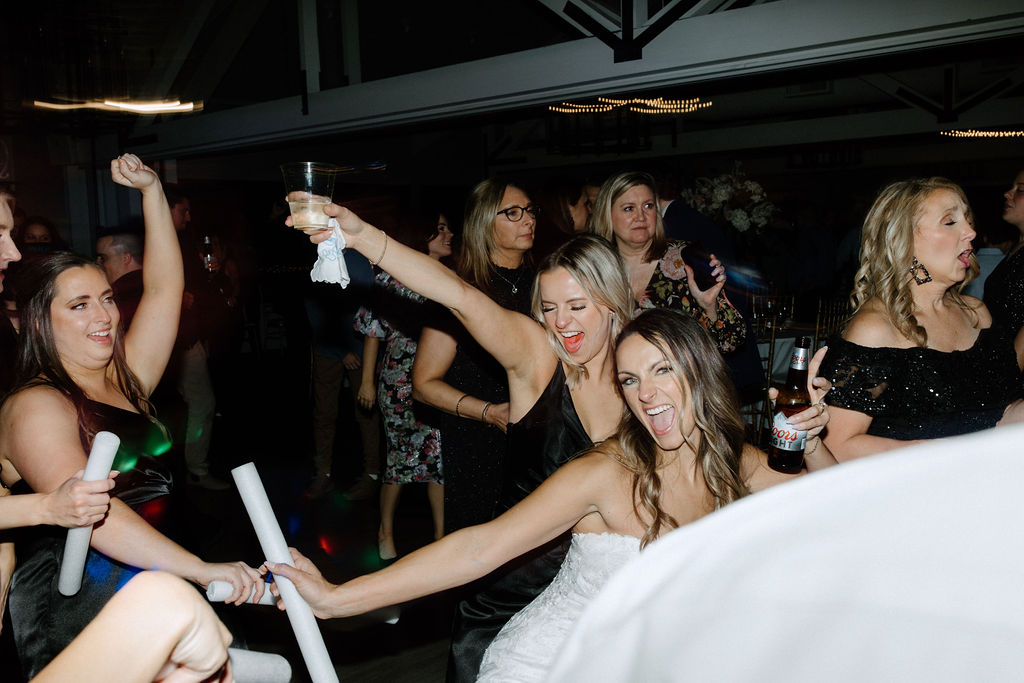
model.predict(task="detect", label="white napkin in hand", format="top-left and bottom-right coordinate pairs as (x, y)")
top-left (310, 219), bottom-right (350, 288)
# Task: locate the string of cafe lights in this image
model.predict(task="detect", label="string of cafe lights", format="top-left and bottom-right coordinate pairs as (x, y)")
top-left (549, 96), bottom-right (711, 115)
top-left (940, 129), bottom-right (1024, 138)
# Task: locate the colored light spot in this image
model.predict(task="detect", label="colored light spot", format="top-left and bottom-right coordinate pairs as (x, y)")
top-left (360, 545), bottom-right (385, 571)
top-left (138, 497), bottom-right (168, 526)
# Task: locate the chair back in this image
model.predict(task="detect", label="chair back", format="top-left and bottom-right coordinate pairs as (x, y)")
top-left (814, 297), bottom-right (851, 349)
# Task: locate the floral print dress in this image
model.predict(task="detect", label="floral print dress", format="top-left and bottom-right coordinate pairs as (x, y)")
top-left (354, 272), bottom-right (442, 485)
top-left (637, 240), bottom-right (745, 353)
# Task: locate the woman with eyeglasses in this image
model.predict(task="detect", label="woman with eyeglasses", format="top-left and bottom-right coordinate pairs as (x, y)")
top-left (589, 170), bottom-right (745, 353)
top-left (411, 180), bottom-right (535, 541)
top-left (300, 199), bottom-right (630, 679)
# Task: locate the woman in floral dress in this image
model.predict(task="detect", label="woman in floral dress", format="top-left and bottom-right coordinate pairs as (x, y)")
top-left (590, 170), bottom-right (745, 353)
top-left (355, 211), bottom-right (453, 560)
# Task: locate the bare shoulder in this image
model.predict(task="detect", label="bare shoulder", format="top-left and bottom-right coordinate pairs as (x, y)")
top-left (842, 301), bottom-right (903, 348)
top-left (737, 443), bottom-right (768, 483)
top-left (2, 384), bottom-right (75, 421)
top-left (566, 442), bottom-right (632, 479)
top-left (960, 295), bottom-right (993, 327)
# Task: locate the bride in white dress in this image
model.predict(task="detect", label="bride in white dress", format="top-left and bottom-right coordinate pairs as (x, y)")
top-left (269, 308), bottom-right (836, 681)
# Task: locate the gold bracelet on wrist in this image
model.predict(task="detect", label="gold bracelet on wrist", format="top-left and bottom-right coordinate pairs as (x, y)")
top-left (369, 231), bottom-right (389, 266)
top-left (805, 437), bottom-right (820, 457)
top-left (455, 393), bottom-right (470, 419)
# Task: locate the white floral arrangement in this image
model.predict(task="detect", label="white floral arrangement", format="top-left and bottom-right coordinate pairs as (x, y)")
top-left (681, 164), bottom-right (775, 233)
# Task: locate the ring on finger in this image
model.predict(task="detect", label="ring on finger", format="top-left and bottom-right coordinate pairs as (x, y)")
top-left (816, 401), bottom-right (826, 416)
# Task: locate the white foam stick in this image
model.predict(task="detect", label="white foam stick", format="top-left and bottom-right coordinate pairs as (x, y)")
top-left (207, 580), bottom-right (277, 605)
top-left (58, 431), bottom-right (120, 597)
top-left (228, 647), bottom-right (292, 683)
top-left (232, 462), bottom-right (339, 683)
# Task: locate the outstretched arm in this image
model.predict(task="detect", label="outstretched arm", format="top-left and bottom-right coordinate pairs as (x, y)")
top-left (306, 205), bottom-right (548, 380)
top-left (267, 454), bottom-right (611, 619)
top-left (112, 154), bottom-right (184, 394)
top-left (5, 388), bottom-right (262, 605)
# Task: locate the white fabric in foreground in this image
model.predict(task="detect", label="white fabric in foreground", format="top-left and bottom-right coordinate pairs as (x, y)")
top-left (310, 220), bottom-right (349, 287)
top-left (549, 425), bottom-right (1024, 683)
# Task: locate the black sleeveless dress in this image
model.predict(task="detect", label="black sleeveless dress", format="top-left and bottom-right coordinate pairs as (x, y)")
top-left (8, 399), bottom-right (173, 678)
top-left (820, 326), bottom-right (1023, 440)
top-left (447, 363), bottom-right (591, 682)
top-left (434, 264), bottom-right (534, 534)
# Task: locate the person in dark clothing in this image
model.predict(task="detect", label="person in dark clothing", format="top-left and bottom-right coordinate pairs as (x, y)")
top-left (95, 228), bottom-right (145, 329)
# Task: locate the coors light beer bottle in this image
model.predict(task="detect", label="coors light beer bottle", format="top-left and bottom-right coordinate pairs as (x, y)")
top-left (768, 336), bottom-right (812, 473)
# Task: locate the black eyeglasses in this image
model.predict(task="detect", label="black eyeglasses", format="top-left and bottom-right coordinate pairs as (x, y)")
top-left (495, 205), bottom-right (538, 222)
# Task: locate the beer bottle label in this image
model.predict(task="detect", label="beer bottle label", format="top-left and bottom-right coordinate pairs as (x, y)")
top-left (789, 347), bottom-right (810, 371)
top-left (769, 411), bottom-right (807, 451)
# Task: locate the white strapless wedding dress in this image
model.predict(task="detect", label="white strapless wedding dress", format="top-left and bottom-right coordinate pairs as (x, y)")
top-left (477, 532), bottom-right (640, 682)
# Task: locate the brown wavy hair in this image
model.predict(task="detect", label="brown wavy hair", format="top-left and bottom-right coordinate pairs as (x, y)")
top-left (612, 308), bottom-right (748, 548)
top-left (851, 177), bottom-right (979, 346)
top-left (10, 252), bottom-right (153, 446)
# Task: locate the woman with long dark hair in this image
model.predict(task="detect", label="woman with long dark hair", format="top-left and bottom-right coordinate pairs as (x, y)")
top-left (355, 209), bottom-right (453, 559)
top-left (0, 156), bottom-right (262, 677)
top-left (268, 308), bottom-right (835, 682)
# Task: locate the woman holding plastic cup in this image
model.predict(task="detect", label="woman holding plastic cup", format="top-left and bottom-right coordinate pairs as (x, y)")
top-left (300, 199), bottom-right (630, 679)
top-left (0, 155), bottom-right (263, 677)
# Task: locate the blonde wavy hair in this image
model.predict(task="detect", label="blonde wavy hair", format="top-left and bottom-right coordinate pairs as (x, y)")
top-left (589, 171), bottom-right (667, 262)
top-left (851, 177), bottom-right (979, 347)
top-left (610, 308), bottom-right (748, 549)
top-left (529, 235), bottom-right (633, 388)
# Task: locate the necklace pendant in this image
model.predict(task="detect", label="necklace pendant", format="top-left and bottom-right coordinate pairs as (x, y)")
top-left (511, 285), bottom-right (518, 293)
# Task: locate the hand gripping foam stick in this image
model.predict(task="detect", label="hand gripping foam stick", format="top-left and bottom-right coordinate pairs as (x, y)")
top-left (58, 431), bottom-right (120, 596)
top-left (228, 647), bottom-right (292, 683)
top-left (231, 462), bottom-right (339, 683)
top-left (207, 580), bottom-right (277, 605)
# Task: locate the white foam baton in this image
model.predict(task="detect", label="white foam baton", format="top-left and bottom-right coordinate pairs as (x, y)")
top-left (231, 462), bottom-right (339, 683)
top-left (207, 580), bottom-right (277, 605)
top-left (228, 647), bottom-right (292, 683)
top-left (58, 431), bottom-right (120, 596)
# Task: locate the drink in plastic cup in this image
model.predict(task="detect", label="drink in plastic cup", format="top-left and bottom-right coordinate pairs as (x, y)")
top-left (280, 162), bottom-right (339, 232)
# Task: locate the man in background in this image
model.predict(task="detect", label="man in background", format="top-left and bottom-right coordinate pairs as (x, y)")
top-left (165, 185), bottom-right (227, 490)
top-left (95, 226), bottom-right (144, 327)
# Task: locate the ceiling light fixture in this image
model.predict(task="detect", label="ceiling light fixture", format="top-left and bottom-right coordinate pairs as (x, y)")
top-left (940, 129), bottom-right (1024, 138)
top-left (549, 96), bottom-right (711, 114)
top-left (32, 99), bottom-right (202, 114)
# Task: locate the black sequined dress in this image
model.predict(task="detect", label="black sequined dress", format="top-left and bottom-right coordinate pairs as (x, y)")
top-left (447, 363), bottom-right (592, 682)
top-left (433, 264), bottom-right (533, 534)
top-left (983, 245), bottom-right (1024, 333)
top-left (8, 399), bottom-right (174, 678)
top-left (821, 326), bottom-right (1023, 440)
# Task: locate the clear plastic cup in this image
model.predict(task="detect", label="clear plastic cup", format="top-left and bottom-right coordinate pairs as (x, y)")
top-left (280, 162), bottom-right (340, 232)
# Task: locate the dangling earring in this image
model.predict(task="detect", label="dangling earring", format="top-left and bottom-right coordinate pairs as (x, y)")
top-left (909, 257), bottom-right (932, 284)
